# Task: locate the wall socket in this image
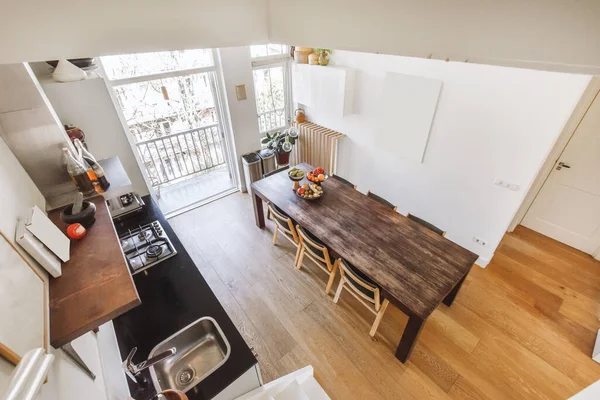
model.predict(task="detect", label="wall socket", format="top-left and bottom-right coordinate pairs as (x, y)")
top-left (494, 178), bottom-right (520, 191)
top-left (473, 236), bottom-right (488, 247)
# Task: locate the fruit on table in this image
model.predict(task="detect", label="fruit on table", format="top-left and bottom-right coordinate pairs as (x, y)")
top-left (313, 167), bottom-right (324, 175)
top-left (298, 183), bottom-right (323, 199)
top-left (288, 167), bottom-right (305, 178)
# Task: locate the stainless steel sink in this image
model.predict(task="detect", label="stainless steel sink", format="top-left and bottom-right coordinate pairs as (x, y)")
top-left (149, 317), bottom-right (231, 393)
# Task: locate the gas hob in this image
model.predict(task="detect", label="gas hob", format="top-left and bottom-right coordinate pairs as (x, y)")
top-left (119, 220), bottom-right (177, 274)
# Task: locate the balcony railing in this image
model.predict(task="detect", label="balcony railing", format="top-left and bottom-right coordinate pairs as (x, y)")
top-left (258, 108), bottom-right (287, 133)
top-left (135, 124), bottom-right (226, 187)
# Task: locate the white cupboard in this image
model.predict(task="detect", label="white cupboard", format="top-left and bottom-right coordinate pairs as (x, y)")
top-left (292, 64), bottom-right (355, 117)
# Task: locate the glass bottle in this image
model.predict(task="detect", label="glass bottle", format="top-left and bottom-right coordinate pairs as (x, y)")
top-left (63, 148), bottom-right (95, 195)
top-left (75, 139), bottom-right (110, 191)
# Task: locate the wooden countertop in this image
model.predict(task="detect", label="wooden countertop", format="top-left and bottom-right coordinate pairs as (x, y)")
top-left (48, 196), bottom-right (140, 348)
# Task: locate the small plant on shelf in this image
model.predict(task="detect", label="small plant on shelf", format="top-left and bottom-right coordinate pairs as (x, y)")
top-left (316, 49), bottom-right (332, 66)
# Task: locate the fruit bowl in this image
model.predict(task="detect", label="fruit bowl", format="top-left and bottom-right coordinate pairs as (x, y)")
top-left (306, 167), bottom-right (328, 185)
top-left (288, 167), bottom-right (305, 181)
top-left (296, 183), bottom-right (324, 201)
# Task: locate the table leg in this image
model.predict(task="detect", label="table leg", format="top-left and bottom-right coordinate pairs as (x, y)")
top-left (395, 315), bottom-right (425, 363)
top-left (252, 192), bottom-right (265, 229)
top-left (443, 274), bottom-right (467, 307)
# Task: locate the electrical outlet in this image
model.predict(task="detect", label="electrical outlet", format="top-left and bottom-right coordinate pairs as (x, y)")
top-left (472, 236), bottom-right (488, 247)
top-left (494, 178), bottom-right (520, 191)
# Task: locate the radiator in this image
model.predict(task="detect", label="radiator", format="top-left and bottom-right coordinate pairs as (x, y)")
top-left (293, 122), bottom-right (344, 174)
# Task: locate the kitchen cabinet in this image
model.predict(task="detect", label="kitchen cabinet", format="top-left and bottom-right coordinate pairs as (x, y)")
top-left (292, 64), bottom-right (355, 117)
top-left (213, 365), bottom-right (262, 400)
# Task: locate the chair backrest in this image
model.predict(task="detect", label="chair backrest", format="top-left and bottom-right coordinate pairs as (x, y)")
top-left (268, 202), bottom-right (299, 241)
top-left (332, 174), bottom-right (356, 189)
top-left (337, 259), bottom-right (381, 308)
top-left (263, 166), bottom-right (289, 178)
top-left (407, 213), bottom-right (445, 236)
top-left (366, 191), bottom-right (397, 211)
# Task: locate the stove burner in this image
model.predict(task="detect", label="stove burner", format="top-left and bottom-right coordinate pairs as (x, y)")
top-left (138, 230), bottom-right (152, 241)
top-left (145, 244), bottom-right (164, 259)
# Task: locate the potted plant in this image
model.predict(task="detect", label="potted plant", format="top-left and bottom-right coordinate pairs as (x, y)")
top-left (260, 128), bottom-right (298, 166)
top-left (316, 49), bottom-right (332, 66)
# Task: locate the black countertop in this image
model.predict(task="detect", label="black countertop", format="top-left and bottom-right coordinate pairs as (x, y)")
top-left (112, 195), bottom-right (257, 400)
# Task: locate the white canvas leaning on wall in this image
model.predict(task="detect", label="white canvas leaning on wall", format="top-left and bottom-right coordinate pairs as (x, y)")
top-left (378, 72), bottom-right (442, 163)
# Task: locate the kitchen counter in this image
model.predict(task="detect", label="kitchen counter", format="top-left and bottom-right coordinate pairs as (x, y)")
top-left (48, 196), bottom-right (141, 348)
top-left (112, 195), bottom-right (257, 400)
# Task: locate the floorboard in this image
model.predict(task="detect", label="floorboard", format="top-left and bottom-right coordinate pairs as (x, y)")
top-left (170, 193), bottom-right (600, 399)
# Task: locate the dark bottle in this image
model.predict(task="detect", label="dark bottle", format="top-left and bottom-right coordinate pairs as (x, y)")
top-left (75, 139), bottom-right (110, 191)
top-left (63, 148), bottom-right (95, 195)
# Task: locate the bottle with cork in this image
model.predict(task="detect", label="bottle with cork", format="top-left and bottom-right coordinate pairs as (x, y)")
top-left (74, 139), bottom-right (110, 192)
top-left (63, 148), bottom-right (96, 195)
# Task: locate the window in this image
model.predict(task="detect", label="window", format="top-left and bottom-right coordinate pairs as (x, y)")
top-left (101, 50), bottom-right (232, 192)
top-left (250, 44), bottom-right (292, 134)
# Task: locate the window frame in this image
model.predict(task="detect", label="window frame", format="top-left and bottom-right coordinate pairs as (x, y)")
top-left (251, 48), bottom-right (293, 136)
top-left (98, 49), bottom-right (238, 196)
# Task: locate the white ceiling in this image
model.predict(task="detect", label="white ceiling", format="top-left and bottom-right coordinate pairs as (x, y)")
top-left (1, 0), bottom-right (599, 74)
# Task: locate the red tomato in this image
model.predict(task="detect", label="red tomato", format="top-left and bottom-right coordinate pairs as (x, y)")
top-left (297, 187), bottom-right (305, 195)
top-left (66, 223), bottom-right (87, 240)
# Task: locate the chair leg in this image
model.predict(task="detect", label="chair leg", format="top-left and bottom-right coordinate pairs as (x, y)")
top-left (296, 247), bottom-right (305, 270)
top-left (325, 260), bottom-right (338, 295)
top-left (333, 278), bottom-right (345, 303)
top-left (294, 244), bottom-right (303, 267)
top-left (369, 299), bottom-right (390, 337)
top-left (272, 227), bottom-right (278, 245)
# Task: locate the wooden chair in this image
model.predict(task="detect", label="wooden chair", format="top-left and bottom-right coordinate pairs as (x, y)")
top-left (263, 166), bottom-right (289, 178)
top-left (267, 202), bottom-right (299, 247)
top-left (366, 191), bottom-right (397, 211)
top-left (332, 174), bottom-right (357, 189)
top-left (295, 225), bottom-right (338, 295)
top-left (333, 258), bottom-right (390, 337)
top-left (407, 213), bottom-right (446, 236)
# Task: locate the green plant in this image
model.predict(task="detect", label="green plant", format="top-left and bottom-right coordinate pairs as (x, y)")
top-left (316, 48), bottom-right (332, 55)
top-left (260, 128), bottom-right (297, 153)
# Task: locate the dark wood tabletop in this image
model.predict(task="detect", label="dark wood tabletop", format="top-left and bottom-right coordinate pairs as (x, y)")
top-left (48, 196), bottom-right (140, 348)
top-left (251, 163), bottom-right (478, 362)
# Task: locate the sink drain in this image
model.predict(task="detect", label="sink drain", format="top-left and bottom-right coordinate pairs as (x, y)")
top-left (177, 367), bottom-right (195, 386)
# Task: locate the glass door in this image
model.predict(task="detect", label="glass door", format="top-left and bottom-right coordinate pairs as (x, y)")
top-left (101, 50), bottom-right (236, 216)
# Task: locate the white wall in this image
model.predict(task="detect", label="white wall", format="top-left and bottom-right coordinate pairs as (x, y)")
top-left (0, 0), bottom-right (268, 64)
top-left (218, 47), bottom-right (262, 190)
top-left (300, 50), bottom-right (591, 265)
top-left (1, 1), bottom-right (599, 74)
top-left (269, 0), bottom-right (600, 75)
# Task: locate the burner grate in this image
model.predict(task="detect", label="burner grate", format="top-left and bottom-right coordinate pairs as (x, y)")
top-left (119, 221), bottom-right (177, 274)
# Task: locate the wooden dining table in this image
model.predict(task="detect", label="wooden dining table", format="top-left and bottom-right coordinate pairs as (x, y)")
top-left (250, 163), bottom-right (478, 363)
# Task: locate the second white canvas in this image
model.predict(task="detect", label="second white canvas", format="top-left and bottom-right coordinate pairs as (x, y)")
top-left (378, 72), bottom-right (442, 163)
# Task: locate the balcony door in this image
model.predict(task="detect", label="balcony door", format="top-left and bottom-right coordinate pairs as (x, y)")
top-left (101, 49), bottom-right (236, 217)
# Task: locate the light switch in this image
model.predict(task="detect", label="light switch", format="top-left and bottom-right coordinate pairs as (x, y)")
top-left (494, 178), bottom-right (520, 191)
top-left (235, 84), bottom-right (247, 101)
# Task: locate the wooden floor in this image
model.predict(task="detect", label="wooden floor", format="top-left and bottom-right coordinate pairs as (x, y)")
top-left (170, 192), bottom-right (600, 399)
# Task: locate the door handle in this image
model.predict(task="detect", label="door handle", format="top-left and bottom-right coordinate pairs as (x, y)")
top-left (556, 161), bottom-right (571, 170)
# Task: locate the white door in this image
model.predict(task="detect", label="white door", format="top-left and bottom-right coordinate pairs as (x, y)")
top-left (522, 93), bottom-right (600, 255)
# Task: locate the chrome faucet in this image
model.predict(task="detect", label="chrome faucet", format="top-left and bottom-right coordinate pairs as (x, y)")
top-left (123, 346), bottom-right (176, 383)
